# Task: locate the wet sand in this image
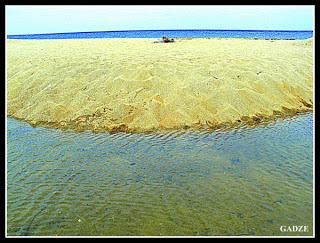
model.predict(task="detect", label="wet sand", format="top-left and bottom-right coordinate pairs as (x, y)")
top-left (7, 38), bottom-right (313, 133)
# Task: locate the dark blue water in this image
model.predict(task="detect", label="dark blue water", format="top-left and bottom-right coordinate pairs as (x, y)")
top-left (7, 29), bottom-right (313, 40)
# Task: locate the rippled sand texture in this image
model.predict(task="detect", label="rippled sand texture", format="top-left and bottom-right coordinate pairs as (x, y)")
top-left (7, 38), bottom-right (313, 132)
top-left (7, 114), bottom-right (313, 236)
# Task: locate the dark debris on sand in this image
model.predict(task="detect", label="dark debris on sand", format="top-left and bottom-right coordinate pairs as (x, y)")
top-left (154, 36), bottom-right (175, 43)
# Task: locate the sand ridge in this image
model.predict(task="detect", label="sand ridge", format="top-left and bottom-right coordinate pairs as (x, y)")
top-left (7, 38), bottom-right (313, 133)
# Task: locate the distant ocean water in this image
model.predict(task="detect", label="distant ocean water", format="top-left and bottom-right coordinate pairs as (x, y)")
top-left (7, 29), bottom-right (313, 40)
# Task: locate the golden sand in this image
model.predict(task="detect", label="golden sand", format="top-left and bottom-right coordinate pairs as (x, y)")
top-left (7, 38), bottom-right (313, 133)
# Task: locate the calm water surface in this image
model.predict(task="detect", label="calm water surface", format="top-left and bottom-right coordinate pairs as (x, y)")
top-left (7, 29), bottom-right (313, 40)
top-left (7, 114), bottom-right (313, 236)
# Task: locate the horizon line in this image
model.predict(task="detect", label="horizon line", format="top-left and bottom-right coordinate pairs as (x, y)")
top-left (7, 28), bottom-right (314, 36)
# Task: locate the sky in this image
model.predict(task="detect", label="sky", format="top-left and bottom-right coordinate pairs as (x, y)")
top-left (6, 5), bottom-right (314, 35)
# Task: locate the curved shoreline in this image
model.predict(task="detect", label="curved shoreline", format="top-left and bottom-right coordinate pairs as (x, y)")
top-left (8, 109), bottom-right (313, 134)
top-left (7, 38), bottom-right (313, 133)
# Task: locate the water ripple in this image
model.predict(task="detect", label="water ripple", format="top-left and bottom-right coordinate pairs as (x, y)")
top-left (7, 113), bottom-right (313, 236)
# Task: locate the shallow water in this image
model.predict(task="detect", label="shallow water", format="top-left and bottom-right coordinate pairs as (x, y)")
top-left (7, 114), bottom-right (313, 236)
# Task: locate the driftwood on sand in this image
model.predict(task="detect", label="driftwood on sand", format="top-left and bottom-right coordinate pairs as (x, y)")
top-left (154, 36), bottom-right (175, 43)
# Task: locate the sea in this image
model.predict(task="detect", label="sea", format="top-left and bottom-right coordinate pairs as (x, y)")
top-left (7, 29), bottom-right (313, 40)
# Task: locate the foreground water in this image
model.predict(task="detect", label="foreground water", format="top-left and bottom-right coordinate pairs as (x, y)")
top-left (7, 29), bottom-right (313, 40)
top-left (7, 114), bottom-right (313, 236)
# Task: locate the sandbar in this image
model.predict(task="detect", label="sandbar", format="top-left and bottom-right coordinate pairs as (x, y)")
top-left (7, 38), bottom-right (313, 133)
